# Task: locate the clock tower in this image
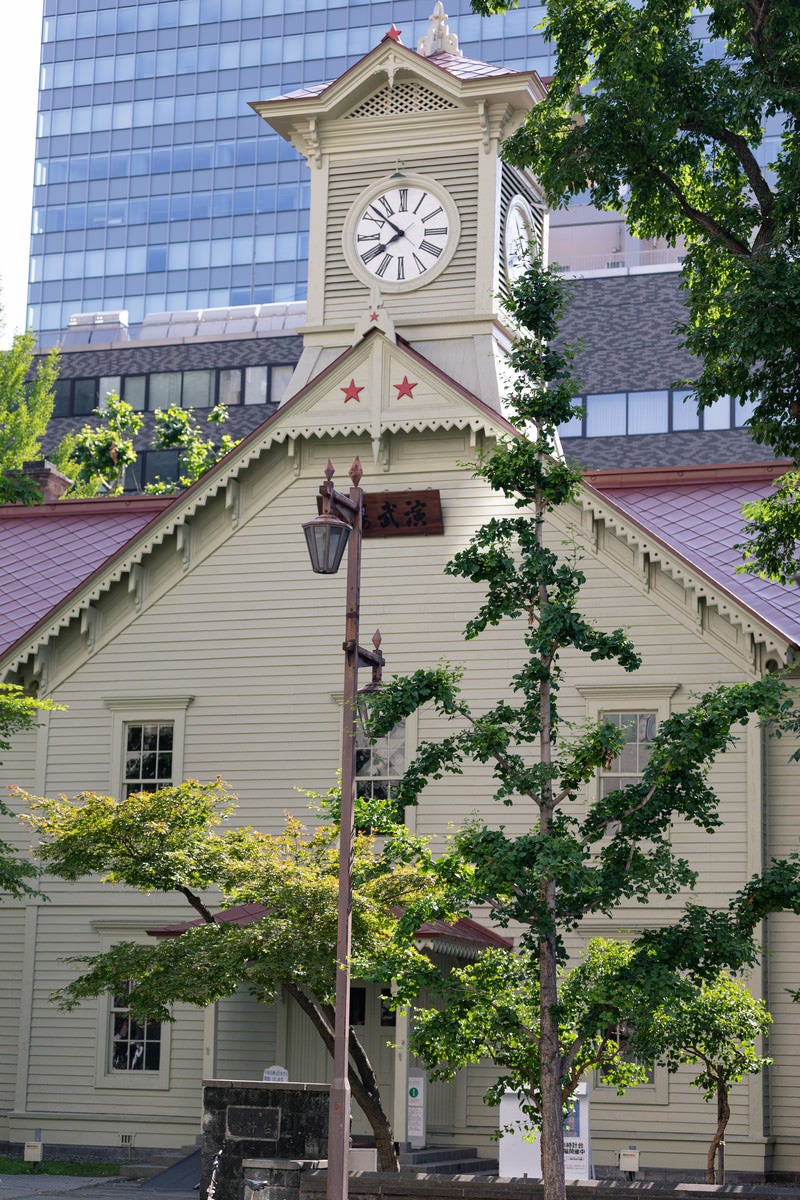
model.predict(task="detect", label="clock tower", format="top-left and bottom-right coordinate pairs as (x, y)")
top-left (251, 5), bottom-right (547, 412)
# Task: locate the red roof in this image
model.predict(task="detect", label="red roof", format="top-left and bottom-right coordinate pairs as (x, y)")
top-left (0, 496), bottom-right (173, 659)
top-left (148, 902), bottom-right (512, 951)
top-left (585, 461), bottom-right (800, 648)
top-left (264, 44), bottom-right (532, 105)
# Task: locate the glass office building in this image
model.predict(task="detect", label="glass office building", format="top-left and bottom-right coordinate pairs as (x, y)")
top-left (29, 0), bottom-right (552, 346)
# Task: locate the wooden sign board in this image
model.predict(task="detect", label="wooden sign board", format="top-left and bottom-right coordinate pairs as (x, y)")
top-left (363, 490), bottom-right (443, 538)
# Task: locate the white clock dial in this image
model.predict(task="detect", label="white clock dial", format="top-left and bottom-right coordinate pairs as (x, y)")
top-left (344, 176), bottom-right (460, 292)
top-left (355, 186), bottom-right (450, 283)
top-left (505, 196), bottom-right (536, 284)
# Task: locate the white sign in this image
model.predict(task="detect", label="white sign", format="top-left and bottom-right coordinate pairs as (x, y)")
top-left (499, 1083), bottom-right (592, 1180)
top-left (262, 1065), bottom-right (289, 1083)
top-left (407, 1068), bottom-right (426, 1150)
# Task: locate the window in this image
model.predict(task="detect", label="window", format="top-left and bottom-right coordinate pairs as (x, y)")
top-left (92, 923), bottom-right (173, 1090)
top-left (110, 982), bottom-right (162, 1071)
top-left (599, 711), bottom-right (656, 795)
top-left (123, 721), bottom-right (174, 796)
top-left (599, 1020), bottom-right (654, 1085)
top-left (355, 721), bottom-right (405, 813)
top-left (558, 387), bottom-right (748, 438)
top-left (593, 1015), bottom-right (666, 1102)
top-left (104, 695), bottom-right (193, 798)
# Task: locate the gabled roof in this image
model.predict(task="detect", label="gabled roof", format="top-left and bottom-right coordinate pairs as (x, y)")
top-left (271, 51), bottom-right (526, 104)
top-left (0, 330), bottom-right (519, 680)
top-left (251, 31), bottom-right (543, 143)
top-left (148, 902), bottom-right (513, 958)
top-left (0, 496), bottom-right (172, 660)
top-left (583, 462), bottom-right (800, 654)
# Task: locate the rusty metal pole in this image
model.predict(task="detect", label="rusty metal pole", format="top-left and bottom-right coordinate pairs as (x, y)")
top-left (326, 458), bottom-right (363, 1200)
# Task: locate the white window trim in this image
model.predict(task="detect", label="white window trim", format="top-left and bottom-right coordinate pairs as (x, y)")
top-left (576, 684), bottom-right (679, 1106)
top-left (329, 692), bottom-right (419, 833)
top-left (90, 921), bottom-right (173, 1091)
top-left (103, 695), bottom-right (193, 797)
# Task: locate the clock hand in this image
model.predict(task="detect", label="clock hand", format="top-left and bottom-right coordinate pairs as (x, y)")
top-left (369, 206), bottom-right (404, 239)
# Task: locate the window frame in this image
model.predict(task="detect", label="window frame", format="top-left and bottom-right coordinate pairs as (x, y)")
top-left (577, 684), bottom-right (679, 1106)
top-left (90, 922), bottom-right (173, 1091)
top-left (103, 695), bottom-right (193, 797)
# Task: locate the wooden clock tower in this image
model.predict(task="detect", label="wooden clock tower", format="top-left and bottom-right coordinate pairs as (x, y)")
top-left (251, 4), bottom-right (547, 413)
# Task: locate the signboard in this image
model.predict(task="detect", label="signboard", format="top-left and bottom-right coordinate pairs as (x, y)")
top-left (262, 1065), bottom-right (289, 1083)
top-left (499, 1083), bottom-right (592, 1181)
top-left (226, 1105), bottom-right (281, 1141)
top-left (407, 1068), bottom-right (426, 1150)
top-left (362, 490), bottom-right (443, 538)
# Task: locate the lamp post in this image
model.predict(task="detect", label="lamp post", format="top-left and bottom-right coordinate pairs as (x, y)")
top-left (303, 457), bottom-right (385, 1200)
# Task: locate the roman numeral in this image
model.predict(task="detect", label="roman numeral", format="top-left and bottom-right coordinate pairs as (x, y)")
top-left (424, 226), bottom-right (447, 237)
top-left (398, 189), bottom-right (408, 212)
top-left (377, 196), bottom-right (394, 216)
top-left (375, 253), bottom-right (392, 278)
top-left (420, 205), bottom-right (443, 222)
top-left (396, 256), bottom-right (405, 280)
top-left (361, 244), bottom-right (385, 263)
top-left (419, 239), bottom-right (442, 258)
top-left (412, 252), bottom-right (427, 273)
top-left (361, 212), bottom-right (382, 226)
top-left (413, 191), bottom-right (428, 213)
top-left (358, 233), bottom-right (380, 242)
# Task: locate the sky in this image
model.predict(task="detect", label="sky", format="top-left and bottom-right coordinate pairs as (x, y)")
top-left (0, 1), bottom-right (44, 349)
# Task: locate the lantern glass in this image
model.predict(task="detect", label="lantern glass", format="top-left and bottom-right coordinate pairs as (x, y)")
top-left (303, 514), bottom-right (351, 574)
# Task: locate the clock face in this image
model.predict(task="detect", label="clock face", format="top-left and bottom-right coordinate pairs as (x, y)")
top-left (505, 196), bottom-right (535, 284)
top-left (346, 178), bottom-right (459, 291)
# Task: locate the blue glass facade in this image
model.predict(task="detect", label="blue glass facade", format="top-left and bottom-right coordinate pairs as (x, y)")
top-left (29, 0), bottom-right (552, 345)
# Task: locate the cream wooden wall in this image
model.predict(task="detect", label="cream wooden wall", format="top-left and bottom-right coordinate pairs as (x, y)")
top-left (0, 423), bottom-right (797, 1173)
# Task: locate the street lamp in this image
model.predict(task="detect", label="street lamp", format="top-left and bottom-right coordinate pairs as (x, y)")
top-left (303, 456), bottom-right (385, 1200)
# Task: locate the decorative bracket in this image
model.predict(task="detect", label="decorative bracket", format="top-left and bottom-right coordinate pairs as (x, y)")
top-left (176, 524), bottom-right (191, 571)
top-left (128, 563), bottom-right (144, 611)
top-left (225, 478), bottom-right (240, 527)
top-left (33, 646), bottom-right (50, 693)
top-left (384, 52), bottom-right (400, 89)
top-left (477, 101), bottom-right (491, 152)
top-left (81, 605), bottom-right (98, 650)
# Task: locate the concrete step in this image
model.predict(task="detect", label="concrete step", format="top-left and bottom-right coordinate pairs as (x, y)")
top-left (398, 1145), bottom-right (499, 1176)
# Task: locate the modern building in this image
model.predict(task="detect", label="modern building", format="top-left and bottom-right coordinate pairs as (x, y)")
top-left (29, 0), bottom-right (561, 347)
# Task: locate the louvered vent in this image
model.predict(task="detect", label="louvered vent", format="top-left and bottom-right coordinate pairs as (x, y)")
top-left (346, 83), bottom-right (458, 119)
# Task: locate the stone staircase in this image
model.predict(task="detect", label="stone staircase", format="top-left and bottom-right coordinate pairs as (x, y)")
top-left (398, 1145), bottom-right (499, 1176)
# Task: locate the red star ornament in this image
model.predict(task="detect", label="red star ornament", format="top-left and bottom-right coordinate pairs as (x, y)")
top-left (384, 23), bottom-right (402, 42)
top-left (341, 378), bottom-right (364, 403)
top-left (393, 376), bottom-right (417, 399)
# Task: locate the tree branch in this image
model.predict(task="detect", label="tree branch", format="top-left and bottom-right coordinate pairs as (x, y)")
top-left (177, 884), bottom-right (217, 924)
top-left (646, 159), bottom-right (752, 256)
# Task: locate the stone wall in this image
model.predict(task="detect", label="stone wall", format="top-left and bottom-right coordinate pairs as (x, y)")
top-left (202, 1081), bottom-right (328, 1200)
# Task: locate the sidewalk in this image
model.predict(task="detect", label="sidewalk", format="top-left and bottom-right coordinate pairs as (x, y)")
top-left (0, 1177), bottom-right (195, 1200)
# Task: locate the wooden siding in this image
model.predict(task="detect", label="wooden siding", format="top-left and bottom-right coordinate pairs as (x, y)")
top-left (0, 419), bottom-right (795, 1171)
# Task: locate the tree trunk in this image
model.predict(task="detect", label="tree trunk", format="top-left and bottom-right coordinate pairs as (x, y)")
top-left (707, 1077), bottom-right (730, 1184)
top-left (539, 923), bottom-right (566, 1200)
top-left (285, 983), bottom-right (400, 1172)
top-left (535, 494), bottom-right (566, 1200)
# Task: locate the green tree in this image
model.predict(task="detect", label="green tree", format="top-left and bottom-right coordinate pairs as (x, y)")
top-left (145, 403), bottom-right (239, 491)
top-left (470, 0), bottom-right (800, 581)
top-left (407, 938), bottom-right (648, 1124)
top-left (364, 260), bottom-right (800, 1200)
top-left (54, 399), bottom-right (240, 496)
top-left (631, 975), bottom-right (772, 1184)
top-left (0, 684), bottom-right (62, 898)
top-left (0, 315), bottom-right (60, 504)
top-left (21, 779), bottom-right (435, 1172)
top-left (54, 394), bottom-right (142, 495)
